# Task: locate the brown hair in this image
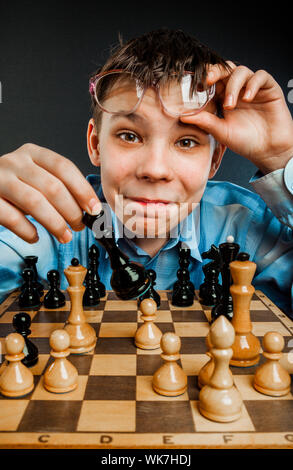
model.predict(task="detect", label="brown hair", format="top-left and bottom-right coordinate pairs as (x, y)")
top-left (90, 28), bottom-right (231, 131)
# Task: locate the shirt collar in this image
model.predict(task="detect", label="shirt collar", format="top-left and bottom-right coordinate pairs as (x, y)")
top-left (106, 204), bottom-right (202, 262)
top-left (86, 173), bottom-right (202, 262)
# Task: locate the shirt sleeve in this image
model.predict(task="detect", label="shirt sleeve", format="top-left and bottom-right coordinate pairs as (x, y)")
top-left (249, 168), bottom-right (293, 228)
top-left (0, 216), bottom-right (59, 303)
top-left (245, 191), bottom-right (293, 318)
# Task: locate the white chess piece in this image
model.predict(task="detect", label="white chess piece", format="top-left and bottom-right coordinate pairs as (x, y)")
top-left (253, 331), bottom-right (291, 396)
top-left (44, 329), bottom-right (78, 393)
top-left (199, 316), bottom-right (243, 422)
top-left (135, 298), bottom-right (162, 349)
top-left (152, 332), bottom-right (187, 396)
top-left (0, 333), bottom-right (34, 397)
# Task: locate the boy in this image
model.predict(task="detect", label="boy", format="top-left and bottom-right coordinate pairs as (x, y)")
top-left (0, 29), bottom-right (292, 316)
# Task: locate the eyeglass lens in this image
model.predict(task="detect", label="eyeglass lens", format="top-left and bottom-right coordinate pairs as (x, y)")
top-left (95, 72), bottom-right (212, 115)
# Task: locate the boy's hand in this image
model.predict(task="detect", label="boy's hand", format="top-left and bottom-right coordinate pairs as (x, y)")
top-left (181, 61), bottom-right (293, 174)
top-left (0, 144), bottom-right (102, 244)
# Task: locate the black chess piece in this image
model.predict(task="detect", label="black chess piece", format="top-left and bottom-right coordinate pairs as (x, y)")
top-left (44, 270), bottom-right (66, 309)
top-left (138, 269), bottom-right (161, 308)
top-left (13, 312), bottom-right (38, 367)
top-left (172, 245), bottom-right (195, 302)
top-left (199, 261), bottom-right (222, 306)
top-left (83, 267), bottom-right (100, 307)
top-left (23, 255), bottom-right (44, 296)
top-left (211, 237), bottom-right (240, 322)
top-left (172, 268), bottom-right (194, 306)
top-left (19, 268), bottom-right (41, 309)
top-left (82, 212), bottom-right (151, 300)
top-left (178, 246), bottom-right (195, 293)
top-left (88, 244), bottom-right (106, 298)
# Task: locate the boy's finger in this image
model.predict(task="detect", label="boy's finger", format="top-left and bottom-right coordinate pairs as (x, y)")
top-left (223, 66), bottom-right (254, 109)
top-left (21, 144), bottom-right (102, 215)
top-left (0, 198), bottom-right (39, 244)
top-left (180, 112), bottom-right (228, 145)
top-left (15, 163), bottom-right (86, 232)
top-left (206, 61), bottom-right (237, 85)
top-left (0, 178), bottom-right (73, 244)
top-left (242, 70), bottom-right (277, 101)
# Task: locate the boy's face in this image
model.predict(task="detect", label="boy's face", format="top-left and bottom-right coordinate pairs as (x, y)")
top-left (87, 84), bottom-right (225, 239)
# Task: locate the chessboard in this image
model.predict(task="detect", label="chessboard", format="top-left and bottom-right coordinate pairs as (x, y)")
top-left (0, 289), bottom-right (292, 449)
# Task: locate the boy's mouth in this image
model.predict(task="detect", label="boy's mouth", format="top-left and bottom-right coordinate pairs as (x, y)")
top-left (128, 197), bottom-right (171, 205)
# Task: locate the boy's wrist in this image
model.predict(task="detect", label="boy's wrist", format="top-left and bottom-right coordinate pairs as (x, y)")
top-left (257, 146), bottom-right (293, 175)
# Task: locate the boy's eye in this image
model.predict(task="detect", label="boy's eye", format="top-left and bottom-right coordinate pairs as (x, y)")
top-left (176, 138), bottom-right (198, 149)
top-left (118, 132), bottom-right (140, 143)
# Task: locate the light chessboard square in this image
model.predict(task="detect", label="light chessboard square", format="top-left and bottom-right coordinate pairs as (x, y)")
top-left (78, 400), bottom-right (136, 432)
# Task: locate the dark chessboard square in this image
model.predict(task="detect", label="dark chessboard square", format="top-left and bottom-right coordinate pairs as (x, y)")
top-left (136, 401), bottom-right (194, 433)
top-left (32, 310), bottom-right (69, 323)
top-left (106, 292), bottom-right (120, 300)
top-left (85, 376), bottom-right (136, 400)
top-left (244, 400), bottom-right (293, 432)
top-left (171, 310), bottom-right (207, 322)
top-left (102, 310), bottom-right (138, 322)
top-left (250, 310), bottom-right (278, 322)
top-left (0, 324), bottom-right (14, 337)
top-left (137, 355), bottom-right (164, 376)
top-left (18, 400), bottom-right (82, 432)
top-left (180, 337), bottom-right (207, 354)
top-left (156, 323), bottom-right (175, 334)
top-left (94, 337), bottom-right (137, 354)
top-left (30, 338), bottom-right (52, 354)
top-left (157, 300), bottom-right (169, 310)
top-left (187, 375), bottom-right (200, 401)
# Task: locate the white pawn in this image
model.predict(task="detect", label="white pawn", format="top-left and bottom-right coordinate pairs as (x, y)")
top-left (152, 332), bottom-right (187, 396)
top-left (253, 331), bottom-right (291, 396)
top-left (0, 333), bottom-right (34, 397)
top-left (199, 316), bottom-right (243, 422)
top-left (44, 329), bottom-right (78, 393)
top-left (135, 298), bottom-right (162, 349)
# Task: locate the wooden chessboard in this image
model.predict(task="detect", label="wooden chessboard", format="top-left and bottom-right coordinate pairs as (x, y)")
top-left (0, 289), bottom-right (292, 449)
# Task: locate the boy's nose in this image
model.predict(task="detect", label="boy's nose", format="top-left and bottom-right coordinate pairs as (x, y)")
top-left (135, 144), bottom-right (174, 182)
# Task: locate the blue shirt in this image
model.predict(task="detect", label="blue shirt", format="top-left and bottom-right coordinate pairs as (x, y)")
top-left (0, 167), bottom-right (292, 318)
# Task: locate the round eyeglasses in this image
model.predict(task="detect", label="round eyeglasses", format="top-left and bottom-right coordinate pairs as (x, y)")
top-left (89, 70), bottom-right (215, 117)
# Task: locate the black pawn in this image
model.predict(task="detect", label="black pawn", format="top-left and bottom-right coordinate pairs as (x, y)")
top-left (178, 246), bottom-right (195, 295)
top-left (19, 268), bottom-right (41, 309)
top-left (211, 238), bottom-right (240, 322)
top-left (23, 255), bottom-right (44, 296)
top-left (13, 312), bottom-right (38, 367)
top-left (138, 269), bottom-right (161, 308)
top-left (83, 267), bottom-right (100, 307)
top-left (172, 268), bottom-right (194, 307)
top-left (88, 244), bottom-right (106, 298)
top-left (199, 261), bottom-right (222, 306)
top-left (82, 212), bottom-right (151, 300)
top-left (44, 270), bottom-right (66, 309)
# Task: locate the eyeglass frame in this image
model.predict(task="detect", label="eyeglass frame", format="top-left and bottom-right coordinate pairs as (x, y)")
top-left (89, 69), bottom-right (216, 117)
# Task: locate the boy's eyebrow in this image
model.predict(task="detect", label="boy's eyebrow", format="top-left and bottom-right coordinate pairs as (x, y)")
top-left (110, 112), bottom-right (208, 136)
top-left (110, 113), bottom-right (145, 124)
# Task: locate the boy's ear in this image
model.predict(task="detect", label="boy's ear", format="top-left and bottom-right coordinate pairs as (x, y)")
top-left (87, 118), bottom-right (101, 167)
top-left (208, 142), bottom-right (226, 179)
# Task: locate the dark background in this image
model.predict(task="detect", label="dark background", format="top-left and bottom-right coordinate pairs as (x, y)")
top-left (0, 0), bottom-right (292, 189)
